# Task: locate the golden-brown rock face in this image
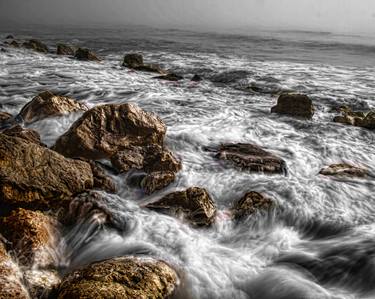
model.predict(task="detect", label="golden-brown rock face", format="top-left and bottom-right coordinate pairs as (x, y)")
top-left (0, 134), bottom-right (94, 210)
top-left (231, 191), bottom-right (274, 220)
top-left (271, 94), bottom-right (315, 119)
top-left (2, 125), bottom-right (43, 145)
top-left (319, 163), bottom-right (368, 178)
top-left (74, 48), bottom-right (101, 61)
top-left (56, 257), bottom-right (179, 299)
top-left (19, 90), bottom-right (88, 124)
top-left (53, 103), bottom-right (167, 160)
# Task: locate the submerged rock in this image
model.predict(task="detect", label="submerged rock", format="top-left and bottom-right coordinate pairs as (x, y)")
top-left (56, 43), bottom-right (75, 56)
top-left (191, 74), bottom-right (203, 82)
top-left (75, 47), bottom-right (101, 61)
top-left (0, 208), bottom-right (59, 267)
top-left (207, 143), bottom-right (287, 174)
top-left (319, 163), bottom-right (367, 178)
top-left (146, 187), bottom-right (216, 226)
top-left (231, 191), bottom-right (274, 220)
top-left (53, 103), bottom-right (166, 160)
top-left (2, 125), bottom-right (43, 145)
top-left (271, 94), bottom-right (315, 119)
top-left (0, 134), bottom-right (93, 210)
top-left (19, 90), bottom-right (88, 124)
top-left (55, 256), bottom-right (178, 299)
top-left (22, 39), bottom-right (49, 53)
top-left (154, 73), bottom-right (183, 81)
top-left (123, 53), bottom-right (165, 74)
top-left (210, 70), bottom-right (250, 84)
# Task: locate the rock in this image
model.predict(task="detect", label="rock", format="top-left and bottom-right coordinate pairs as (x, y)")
top-left (53, 103), bottom-right (166, 160)
top-left (56, 43), bottom-right (75, 56)
top-left (55, 256), bottom-right (178, 299)
top-left (19, 90), bottom-right (88, 124)
top-left (110, 146), bottom-right (145, 173)
top-left (141, 171), bottom-right (176, 195)
top-left (333, 115), bottom-right (356, 126)
top-left (24, 269), bottom-right (60, 299)
top-left (75, 47), bottom-right (101, 61)
top-left (271, 94), bottom-right (315, 119)
top-left (231, 192), bottom-right (273, 220)
top-left (191, 74), bottom-right (203, 82)
top-left (146, 187), bottom-right (216, 226)
top-left (319, 163), bottom-right (367, 177)
top-left (0, 111), bottom-right (12, 124)
top-left (5, 34), bottom-right (14, 39)
top-left (208, 143), bottom-right (287, 174)
top-left (359, 111), bottom-right (375, 129)
top-left (210, 70), bottom-right (249, 84)
top-left (0, 208), bottom-right (60, 267)
top-left (0, 134), bottom-right (94, 210)
top-left (2, 125), bottom-right (43, 145)
top-left (0, 48), bottom-right (6, 52)
top-left (22, 39), bottom-right (49, 53)
top-left (10, 40), bottom-right (20, 47)
top-left (88, 161), bottom-right (117, 193)
top-left (123, 53), bottom-right (165, 74)
top-left (0, 239), bottom-right (30, 299)
top-left (333, 108), bottom-right (375, 130)
top-left (154, 73), bottom-right (183, 81)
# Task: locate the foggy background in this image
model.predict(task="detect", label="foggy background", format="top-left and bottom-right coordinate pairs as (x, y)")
top-left (0, 0), bottom-right (374, 34)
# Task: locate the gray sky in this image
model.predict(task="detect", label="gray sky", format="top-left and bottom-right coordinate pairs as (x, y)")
top-left (0, 0), bottom-right (374, 33)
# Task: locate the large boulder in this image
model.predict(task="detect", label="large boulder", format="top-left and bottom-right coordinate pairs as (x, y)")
top-left (207, 143), bottom-right (287, 174)
top-left (75, 48), bottom-right (101, 61)
top-left (123, 53), bottom-right (165, 74)
top-left (55, 257), bottom-right (178, 299)
top-left (146, 187), bottom-right (216, 226)
top-left (271, 94), bottom-right (315, 119)
top-left (319, 163), bottom-right (367, 178)
top-left (231, 192), bottom-right (274, 220)
top-left (140, 171), bottom-right (177, 195)
top-left (2, 125), bottom-right (43, 145)
top-left (19, 90), bottom-right (88, 124)
top-left (0, 208), bottom-right (59, 267)
top-left (53, 103), bottom-right (166, 160)
top-left (56, 43), bottom-right (75, 56)
top-left (22, 39), bottom-right (49, 53)
top-left (0, 239), bottom-right (30, 299)
top-left (0, 134), bottom-right (94, 210)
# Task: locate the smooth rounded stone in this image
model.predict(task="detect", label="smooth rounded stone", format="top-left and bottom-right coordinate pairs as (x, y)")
top-left (5, 34), bottom-right (14, 39)
top-left (319, 163), bottom-right (368, 177)
top-left (271, 94), bottom-right (315, 119)
top-left (22, 39), bottom-right (49, 53)
top-left (19, 90), bottom-right (88, 124)
top-left (0, 134), bottom-right (94, 210)
top-left (2, 125), bottom-right (43, 145)
top-left (24, 269), bottom-right (61, 299)
top-left (56, 43), bottom-right (75, 56)
top-left (231, 191), bottom-right (274, 220)
top-left (53, 103), bottom-right (166, 160)
top-left (141, 171), bottom-right (176, 195)
top-left (55, 256), bottom-right (179, 299)
top-left (191, 74), bottom-right (203, 82)
top-left (123, 53), bottom-right (144, 68)
top-left (154, 73), bottom-right (183, 81)
top-left (0, 240), bottom-right (30, 299)
top-left (0, 208), bottom-right (60, 268)
top-left (74, 47), bottom-right (101, 61)
top-left (146, 187), bottom-right (216, 226)
top-left (88, 161), bottom-right (117, 193)
top-left (208, 143), bottom-right (287, 174)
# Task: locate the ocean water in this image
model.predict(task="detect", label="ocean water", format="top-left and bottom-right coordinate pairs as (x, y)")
top-left (0, 24), bottom-right (375, 299)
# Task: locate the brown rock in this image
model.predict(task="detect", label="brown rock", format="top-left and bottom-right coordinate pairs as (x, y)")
top-left (22, 39), bottom-right (49, 53)
top-left (143, 145), bottom-right (182, 173)
top-left (10, 40), bottom-right (20, 47)
top-left (56, 43), bottom-right (75, 56)
top-left (110, 146), bottom-right (145, 173)
top-left (0, 208), bottom-right (60, 267)
top-left (88, 161), bottom-right (117, 193)
top-left (271, 94), bottom-right (315, 119)
top-left (359, 111), bottom-right (375, 129)
top-left (19, 90), bottom-right (88, 124)
top-left (75, 47), bottom-right (101, 61)
top-left (231, 192), bottom-right (274, 220)
top-left (141, 171), bottom-right (176, 195)
top-left (0, 111), bottom-right (12, 124)
top-left (319, 163), bottom-right (367, 177)
top-left (0, 134), bottom-right (94, 210)
top-left (123, 53), bottom-right (165, 74)
top-left (24, 269), bottom-right (61, 299)
top-left (53, 103), bottom-right (166, 160)
top-left (56, 257), bottom-right (178, 299)
top-left (154, 73), bottom-right (183, 81)
top-left (2, 125), bottom-right (43, 145)
top-left (146, 187), bottom-right (216, 226)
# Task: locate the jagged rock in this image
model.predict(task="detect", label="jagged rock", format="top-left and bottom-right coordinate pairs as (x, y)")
top-left (141, 171), bottom-right (176, 195)
top-left (53, 103), bottom-right (166, 160)
top-left (191, 74), bottom-right (203, 82)
top-left (333, 108), bottom-right (375, 130)
top-left (319, 163), bottom-right (367, 177)
top-left (24, 269), bottom-right (61, 299)
top-left (10, 40), bottom-right (20, 47)
top-left (22, 39), bottom-right (49, 53)
top-left (146, 187), bottom-right (216, 226)
top-left (0, 239), bottom-right (30, 299)
top-left (88, 161), bottom-right (117, 193)
top-left (75, 47), bottom-right (101, 61)
top-left (271, 94), bottom-right (315, 119)
top-left (0, 134), bottom-right (94, 210)
top-left (154, 73), bottom-right (183, 81)
top-left (123, 53), bottom-right (165, 74)
top-left (56, 43), bottom-right (75, 56)
top-left (19, 90), bottom-right (88, 124)
top-left (55, 257), bottom-right (178, 299)
top-left (111, 146), bottom-right (145, 173)
top-left (5, 34), bottom-right (14, 39)
top-left (358, 111), bottom-right (375, 129)
top-left (0, 208), bottom-right (60, 267)
top-left (2, 125), bottom-right (43, 145)
top-left (231, 192), bottom-right (273, 220)
top-left (207, 143), bottom-right (287, 174)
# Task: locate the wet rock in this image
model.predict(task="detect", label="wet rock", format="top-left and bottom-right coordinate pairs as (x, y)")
top-left (10, 40), bottom-right (20, 47)
top-left (0, 239), bottom-right (30, 299)
top-left (88, 161), bottom-right (117, 193)
top-left (2, 125), bottom-right (43, 145)
top-left (123, 53), bottom-right (165, 74)
top-left (231, 191), bottom-right (274, 220)
top-left (141, 171), bottom-right (176, 195)
top-left (22, 39), bottom-right (49, 53)
top-left (0, 208), bottom-right (60, 267)
top-left (146, 187), bottom-right (216, 226)
top-left (210, 70), bottom-right (249, 84)
top-left (24, 269), bottom-right (60, 299)
top-left (53, 103), bottom-right (166, 160)
top-left (0, 48), bottom-right (6, 52)
top-left (271, 94), bottom-right (315, 119)
top-left (75, 47), bottom-right (101, 61)
top-left (19, 90), bottom-right (88, 124)
top-left (333, 108), bottom-right (375, 130)
top-left (56, 43), bottom-right (75, 56)
top-left (207, 143), bottom-right (287, 174)
top-left (110, 146), bottom-right (145, 173)
top-left (154, 73), bottom-right (183, 81)
top-left (0, 111), bottom-right (12, 124)
top-left (55, 256), bottom-right (178, 299)
top-left (5, 34), bottom-right (14, 39)
top-left (191, 74), bottom-right (203, 82)
top-left (0, 134), bottom-right (94, 210)
top-left (358, 111), bottom-right (375, 129)
top-left (319, 163), bottom-right (367, 178)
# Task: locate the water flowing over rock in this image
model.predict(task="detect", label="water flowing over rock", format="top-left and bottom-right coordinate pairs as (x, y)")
top-left (231, 191), bottom-right (274, 220)
top-left (19, 90), bottom-right (88, 124)
top-left (123, 53), bottom-right (166, 74)
top-left (56, 43), bottom-right (75, 56)
top-left (75, 47), bottom-right (101, 61)
top-left (334, 108), bottom-right (375, 130)
top-left (0, 134), bottom-right (94, 210)
top-left (0, 208), bottom-right (59, 268)
top-left (55, 257), bottom-right (179, 299)
top-left (24, 269), bottom-right (61, 299)
top-left (2, 125), bottom-right (43, 145)
top-left (146, 187), bottom-right (216, 226)
top-left (207, 143), bottom-right (287, 174)
top-left (53, 103), bottom-right (166, 160)
top-left (154, 73), bottom-right (183, 81)
top-left (210, 70), bottom-right (250, 84)
top-left (271, 94), bottom-right (315, 119)
top-left (319, 163), bottom-right (368, 177)
top-left (22, 39), bottom-right (49, 53)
